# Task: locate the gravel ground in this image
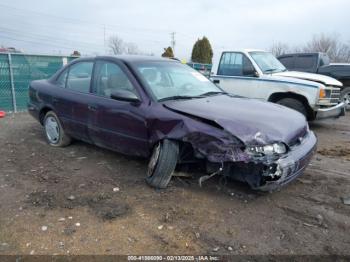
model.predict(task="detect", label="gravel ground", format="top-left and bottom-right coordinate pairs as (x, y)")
top-left (0, 112), bottom-right (349, 255)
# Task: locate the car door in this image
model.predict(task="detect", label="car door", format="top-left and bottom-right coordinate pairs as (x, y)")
top-left (211, 52), bottom-right (260, 98)
top-left (51, 68), bottom-right (72, 130)
top-left (58, 60), bottom-right (94, 142)
top-left (88, 59), bottom-right (149, 157)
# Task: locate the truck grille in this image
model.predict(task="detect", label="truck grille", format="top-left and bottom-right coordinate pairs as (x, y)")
top-left (330, 87), bottom-right (341, 103)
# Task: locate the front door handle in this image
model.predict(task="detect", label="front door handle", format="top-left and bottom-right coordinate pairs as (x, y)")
top-left (88, 105), bottom-right (98, 111)
top-left (213, 79), bottom-right (220, 84)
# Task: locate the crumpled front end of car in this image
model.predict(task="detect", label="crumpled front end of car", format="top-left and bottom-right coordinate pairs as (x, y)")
top-left (149, 101), bottom-right (317, 191)
top-left (181, 128), bottom-right (317, 191)
top-left (250, 131), bottom-right (317, 191)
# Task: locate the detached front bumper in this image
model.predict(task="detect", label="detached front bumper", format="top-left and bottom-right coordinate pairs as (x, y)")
top-left (256, 131), bottom-right (317, 191)
top-left (315, 101), bottom-right (346, 120)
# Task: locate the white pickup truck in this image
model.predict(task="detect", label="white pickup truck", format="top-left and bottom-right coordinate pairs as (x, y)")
top-left (210, 49), bottom-right (346, 120)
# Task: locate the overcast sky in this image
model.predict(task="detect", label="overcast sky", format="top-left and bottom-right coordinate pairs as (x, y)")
top-left (0, 0), bottom-right (349, 60)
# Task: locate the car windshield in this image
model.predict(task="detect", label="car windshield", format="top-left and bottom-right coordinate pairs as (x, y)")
top-left (134, 62), bottom-right (224, 101)
top-left (249, 51), bottom-right (287, 73)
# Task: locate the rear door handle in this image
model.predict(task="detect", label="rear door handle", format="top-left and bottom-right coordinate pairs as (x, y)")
top-left (213, 79), bottom-right (220, 84)
top-left (88, 105), bottom-right (98, 111)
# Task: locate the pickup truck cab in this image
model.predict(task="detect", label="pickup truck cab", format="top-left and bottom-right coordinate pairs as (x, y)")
top-left (278, 52), bottom-right (350, 109)
top-left (211, 49), bottom-right (346, 120)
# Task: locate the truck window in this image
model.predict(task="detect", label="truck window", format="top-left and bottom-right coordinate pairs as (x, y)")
top-left (218, 52), bottom-right (255, 77)
top-left (319, 54), bottom-right (330, 67)
top-left (279, 56), bottom-right (295, 69)
top-left (294, 55), bottom-right (316, 70)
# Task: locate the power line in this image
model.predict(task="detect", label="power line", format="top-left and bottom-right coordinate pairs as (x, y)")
top-left (171, 32), bottom-right (176, 52)
top-left (0, 26), bottom-right (105, 49)
top-left (0, 3), bottom-right (171, 34)
top-left (0, 3), bottom-right (198, 56)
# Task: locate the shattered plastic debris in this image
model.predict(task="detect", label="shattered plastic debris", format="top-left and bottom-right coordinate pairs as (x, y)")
top-left (67, 195), bottom-right (75, 201)
top-left (341, 197), bottom-right (350, 205)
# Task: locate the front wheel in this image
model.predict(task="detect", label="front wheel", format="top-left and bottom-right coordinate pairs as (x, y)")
top-left (43, 111), bottom-right (71, 147)
top-left (340, 87), bottom-right (350, 111)
top-left (277, 98), bottom-right (308, 119)
top-left (146, 139), bottom-right (179, 189)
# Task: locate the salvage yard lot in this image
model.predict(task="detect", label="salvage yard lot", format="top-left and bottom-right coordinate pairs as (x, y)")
top-left (0, 113), bottom-right (349, 255)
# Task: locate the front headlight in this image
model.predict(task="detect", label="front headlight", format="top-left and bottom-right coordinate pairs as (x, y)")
top-left (246, 142), bottom-right (287, 156)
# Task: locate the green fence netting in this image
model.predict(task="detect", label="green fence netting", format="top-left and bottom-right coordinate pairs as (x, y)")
top-left (0, 54), bottom-right (13, 112)
top-left (0, 53), bottom-right (77, 112)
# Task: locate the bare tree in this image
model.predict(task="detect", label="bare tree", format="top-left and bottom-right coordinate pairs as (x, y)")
top-left (109, 35), bottom-right (141, 55)
top-left (109, 36), bottom-right (125, 55)
top-left (270, 33), bottom-right (350, 62)
top-left (303, 33), bottom-right (350, 62)
top-left (125, 42), bottom-right (139, 55)
top-left (269, 42), bottom-right (289, 57)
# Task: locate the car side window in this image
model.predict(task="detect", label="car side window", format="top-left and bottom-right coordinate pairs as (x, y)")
top-left (66, 61), bottom-right (93, 93)
top-left (242, 56), bottom-right (256, 77)
top-left (218, 52), bottom-right (255, 77)
top-left (93, 61), bottom-right (136, 98)
top-left (56, 69), bottom-right (68, 88)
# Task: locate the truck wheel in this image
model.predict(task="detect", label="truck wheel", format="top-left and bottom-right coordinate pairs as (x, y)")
top-left (277, 98), bottom-right (308, 118)
top-left (340, 87), bottom-right (350, 110)
top-left (146, 140), bottom-right (179, 189)
top-left (43, 111), bottom-right (71, 147)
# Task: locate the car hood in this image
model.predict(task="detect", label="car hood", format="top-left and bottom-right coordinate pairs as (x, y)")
top-left (163, 95), bottom-right (307, 146)
top-left (273, 71), bottom-right (342, 87)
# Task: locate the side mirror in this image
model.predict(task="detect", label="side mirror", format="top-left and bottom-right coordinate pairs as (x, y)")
top-left (110, 89), bottom-right (140, 103)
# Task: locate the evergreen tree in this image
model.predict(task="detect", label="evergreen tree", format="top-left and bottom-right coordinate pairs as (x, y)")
top-left (161, 47), bottom-right (174, 58)
top-left (191, 37), bottom-right (213, 64)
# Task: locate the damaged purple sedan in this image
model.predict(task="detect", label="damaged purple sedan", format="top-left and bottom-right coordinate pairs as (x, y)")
top-left (28, 56), bottom-right (317, 191)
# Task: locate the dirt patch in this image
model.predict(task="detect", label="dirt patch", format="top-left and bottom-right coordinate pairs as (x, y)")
top-left (0, 113), bottom-right (350, 255)
top-left (27, 190), bottom-right (129, 220)
top-left (318, 147), bottom-right (350, 160)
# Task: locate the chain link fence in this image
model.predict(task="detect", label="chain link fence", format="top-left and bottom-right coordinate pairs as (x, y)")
top-left (0, 53), bottom-right (77, 112)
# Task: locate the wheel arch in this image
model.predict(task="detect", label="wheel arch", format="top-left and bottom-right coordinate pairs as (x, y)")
top-left (268, 92), bottom-right (315, 120)
top-left (39, 106), bottom-right (54, 125)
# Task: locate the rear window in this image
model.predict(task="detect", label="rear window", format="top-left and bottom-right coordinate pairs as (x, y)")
top-left (279, 56), bottom-right (295, 69)
top-left (295, 55), bottom-right (316, 70)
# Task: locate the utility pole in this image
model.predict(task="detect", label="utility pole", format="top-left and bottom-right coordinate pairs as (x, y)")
top-left (170, 32), bottom-right (176, 53)
top-left (103, 25), bottom-right (106, 54)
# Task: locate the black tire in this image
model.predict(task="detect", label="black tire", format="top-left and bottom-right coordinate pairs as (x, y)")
top-left (43, 111), bottom-right (71, 147)
top-left (340, 87), bottom-right (350, 110)
top-left (277, 98), bottom-right (308, 118)
top-left (146, 139), bottom-right (179, 189)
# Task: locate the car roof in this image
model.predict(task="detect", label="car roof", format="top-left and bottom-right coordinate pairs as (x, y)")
top-left (220, 49), bottom-right (266, 53)
top-left (278, 52), bottom-right (326, 57)
top-left (73, 55), bottom-right (178, 64)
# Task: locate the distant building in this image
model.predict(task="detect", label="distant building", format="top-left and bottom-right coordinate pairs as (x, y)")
top-left (0, 47), bottom-right (22, 53)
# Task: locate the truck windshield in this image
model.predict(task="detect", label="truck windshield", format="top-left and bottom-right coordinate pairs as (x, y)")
top-left (250, 52), bottom-right (287, 74)
top-left (134, 62), bottom-right (224, 101)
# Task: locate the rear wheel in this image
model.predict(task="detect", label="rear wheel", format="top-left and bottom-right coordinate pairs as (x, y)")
top-left (146, 139), bottom-right (179, 189)
top-left (340, 87), bottom-right (350, 110)
top-left (43, 111), bottom-right (71, 147)
top-left (277, 98), bottom-right (308, 118)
